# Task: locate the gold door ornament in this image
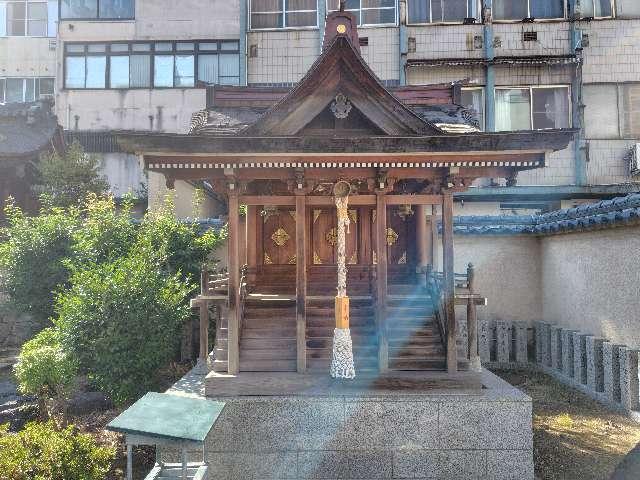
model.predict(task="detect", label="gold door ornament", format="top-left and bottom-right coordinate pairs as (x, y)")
top-left (271, 227), bottom-right (290, 247)
top-left (398, 251), bottom-right (407, 265)
top-left (326, 227), bottom-right (338, 246)
top-left (386, 227), bottom-right (399, 246)
top-left (313, 251), bottom-right (323, 265)
top-left (264, 253), bottom-right (273, 265)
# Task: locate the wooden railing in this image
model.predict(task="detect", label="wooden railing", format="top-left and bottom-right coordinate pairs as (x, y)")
top-left (425, 263), bottom-right (483, 371)
top-left (238, 265), bottom-right (249, 341)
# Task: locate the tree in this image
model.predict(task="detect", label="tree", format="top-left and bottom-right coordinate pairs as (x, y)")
top-left (33, 141), bottom-right (109, 208)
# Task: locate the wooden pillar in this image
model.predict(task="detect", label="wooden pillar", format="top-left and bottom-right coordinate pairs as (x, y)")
top-left (199, 299), bottom-right (209, 365)
top-left (467, 263), bottom-right (481, 371)
top-left (442, 191), bottom-right (457, 374)
top-left (295, 192), bottom-right (307, 373)
top-left (416, 204), bottom-right (429, 276)
top-left (429, 205), bottom-right (439, 271)
top-left (227, 187), bottom-right (240, 375)
top-left (375, 192), bottom-right (388, 372)
top-left (246, 205), bottom-right (258, 284)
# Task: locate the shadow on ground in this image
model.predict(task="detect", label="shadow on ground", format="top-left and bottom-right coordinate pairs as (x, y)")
top-left (493, 369), bottom-right (640, 480)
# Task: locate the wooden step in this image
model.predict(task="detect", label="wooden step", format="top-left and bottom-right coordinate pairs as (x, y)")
top-left (242, 327), bottom-right (296, 339)
top-left (241, 338), bottom-right (296, 349)
top-left (306, 336), bottom-right (378, 349)
top-left (388, 346), bottom-right (445, 357)
top-left (212, 359), bottom-right (228, 373)
top-left (240, 359), bottom-right (297, 372)
top-left (389, 337), bottom-right (441, 348)
top-left (388, 358), bottom-right (447, 370)
top-left (307, 326), bottom-right (375, 337)
top-left (241, 348), bottom-right (296, 361)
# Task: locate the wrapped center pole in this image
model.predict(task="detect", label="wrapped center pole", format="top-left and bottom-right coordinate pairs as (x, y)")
top-left (330, 181), bottom-right (356, 379)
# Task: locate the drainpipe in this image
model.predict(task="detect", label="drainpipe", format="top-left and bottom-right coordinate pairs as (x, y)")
top-left (240, 0), bottom-right (248, 86)
top-left (399, 0), bottom-right (408, 86)
top-left (483, 0), bottom-right (496, 132)
top-left (318, 0), bottom-right (326, 53)
top-left (569, 0), bottom-right (587, 186)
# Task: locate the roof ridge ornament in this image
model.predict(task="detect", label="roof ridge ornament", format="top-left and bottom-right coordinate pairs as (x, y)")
top-left (330, 93), bottom-right (352, 119)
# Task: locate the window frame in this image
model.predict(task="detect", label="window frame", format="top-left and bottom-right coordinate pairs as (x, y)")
top-left (0, 76), bottom-right (55, 103)
top-left (4, 0), bottom-right (51, 37)
top-left (494, 84), bottom-right (572, 131)
top-left (491, 0), bottom-right (569, 22)
top-left (460, 86), bottom-right (485, 131)
top-left (326, 0), bottom-right (398, 28)
top-left (406, 0), bottom-right (480, 26)
top-left (619, 82), bottom-right (640, 140)
top-left (576, 0), bottom-right (615, 19)
top-left (63, 40), bottom-right (241, 90)
top-left (58, 0), bottom-right (135, 21)
top-left (249, 0), bottom-right (319, 31)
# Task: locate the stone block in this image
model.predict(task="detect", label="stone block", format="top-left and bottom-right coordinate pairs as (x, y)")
top-left (572, 332), bottom-right (588, 385)
top-left (439, 401), bottom-right (532, 450)
top-left (206, 452), bottom-right (297, 480)
top-left (297, 451), bottom-right (349, 479)
top-left (534, 322), bottom-right (544, 364)
top-left (514, 322), bottom-right (528, 364)
top-left (550, 325), bottom-right (563, 372)
top-left (619, 347), bottom-right (640, 411)
top-left (394, 449), bottom-right (486, 480)
top-left (538, 322), bottom-right (551, 368)
top-left (586, 336), bottom-right (604, 393)
top-left (339, 400), bottom-right (439, 449)
top-left (603, 342), bottom-right (623, 403)
top-left (561, 329), bottom-right (576, 378)
top-left (346, 451), bottom-right (393, 479)
top-left (496, 321), bottom-right (511, 364)
top-left (486, 450), bottom-right (534, 480)
top-left (479, 319), bottom-right (491, 363)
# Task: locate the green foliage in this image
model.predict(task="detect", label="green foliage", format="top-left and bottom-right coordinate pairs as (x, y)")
top-left (14, 328), bottom-right (77, 399)
top-left (56, 246), bottom-right (191, 405)
top-left (0, 421), bottom-right (114, 480)
top-left (138, 193), bottom-right (223, 285)
top-left (33, 141), bottom-right (109, 208)
top-left (71, 195), bottom-right (136, 266)
top-left (0, 200), bottom-right (78, 324)
top-left (1, 193), bottom-right (225, 405)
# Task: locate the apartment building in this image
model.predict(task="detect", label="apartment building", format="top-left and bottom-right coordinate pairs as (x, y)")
top-left (2, 0), bottom-right (639, 214)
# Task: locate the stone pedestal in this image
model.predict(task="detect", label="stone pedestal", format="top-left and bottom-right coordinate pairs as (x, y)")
top-left (550, 326), bottom-right (563, 372)
top-left (538, 323), bottom-right (551, 368)
top-left (603, 342), bottom-right (622, 403)
top-left (534, 322), bottom-right (543, 365)
top-left (586, 337), bottom-right (604, 393)
top-left (619, 347), bottom-right (640, 411)
top-left (496, 321), bottom-right (511, 364)
top-left (515, 323), bottom-right (528, 364)
top-left (479, 319), bottom-right (491, 363)
top-left (560, 329), bottom-right (576, 378)
top-left (573, 333), bottom-right (588, 385)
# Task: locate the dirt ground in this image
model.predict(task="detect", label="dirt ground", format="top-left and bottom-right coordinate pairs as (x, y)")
top-left (494, 369), bottom-right (640, 480)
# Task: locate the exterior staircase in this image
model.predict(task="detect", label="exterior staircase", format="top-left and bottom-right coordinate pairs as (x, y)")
top-left (306, 296), bottom-right (378, 372)
top-left (387, 283), bottom-right (447, 370)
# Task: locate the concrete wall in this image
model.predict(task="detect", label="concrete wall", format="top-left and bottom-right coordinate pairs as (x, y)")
top-left (541, 226), bottom-right (640, 349)
top-left (0, 37), bottom-right (56, 77)
top-left (437, 235), bottom-right (543, 327)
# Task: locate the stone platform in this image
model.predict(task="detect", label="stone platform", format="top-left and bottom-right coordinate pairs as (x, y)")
top-left (164, 369), bottom-right (533, 480)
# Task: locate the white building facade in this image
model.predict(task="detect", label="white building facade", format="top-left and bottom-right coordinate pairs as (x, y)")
top-left (3, 0), bottom-right (639, 214)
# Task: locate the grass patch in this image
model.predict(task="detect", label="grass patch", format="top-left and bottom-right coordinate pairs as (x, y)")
top-left (494, 369), bottom-right (640, 480)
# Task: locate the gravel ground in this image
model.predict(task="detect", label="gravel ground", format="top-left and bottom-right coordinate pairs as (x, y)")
top-left (494, 369), bottom-right (640, 480)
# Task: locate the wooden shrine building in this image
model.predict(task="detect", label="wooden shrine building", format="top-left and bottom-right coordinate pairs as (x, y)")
top-left (119, 9), bottom-right (573, 379)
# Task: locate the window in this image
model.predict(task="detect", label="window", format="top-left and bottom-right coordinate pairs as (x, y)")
top-left (617, 0), bottom-right (640, 17)
top-left (0, 77), bottom-right (54, 103)
top-left (250, 0), bottom-right (317, 29)
top-left (327, 0), bottom-right (396, 26)
top-left (621, 84), bottom-right (640, 138)
top-left (460, 87), bottom-right (484, 131)
top-left (577, 0), bottom-right (612, 18)
top-left (495, 86), bottom-right (570, 131)
top-left (408, 0), bottom-right (478, 24)
top-left (2, 0), bottom-right (54, 36)
top-left (493, 0), bottom-right (565, 20)
top-left (60, 0), bottom-right (134, 20)
top-left (64, 40), bottom-right (241, 89)
top-left (584, 84), bottom-right (619, 139)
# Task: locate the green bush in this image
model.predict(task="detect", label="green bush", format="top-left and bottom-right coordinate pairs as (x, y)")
top-left (56, 246), bottom-right (191, 405)
top-left (33, 141), bottom-right (109, 209)
top-left (0, 201), bottom-right (78, 325)
top-left (13, 327), bottom-right (77, 399)
top-left (0, 421), bottom-right (114, 480)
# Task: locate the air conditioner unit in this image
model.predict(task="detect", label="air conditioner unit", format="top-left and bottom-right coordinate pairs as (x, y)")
top-left (630, 143), bottom-right (640, 176)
